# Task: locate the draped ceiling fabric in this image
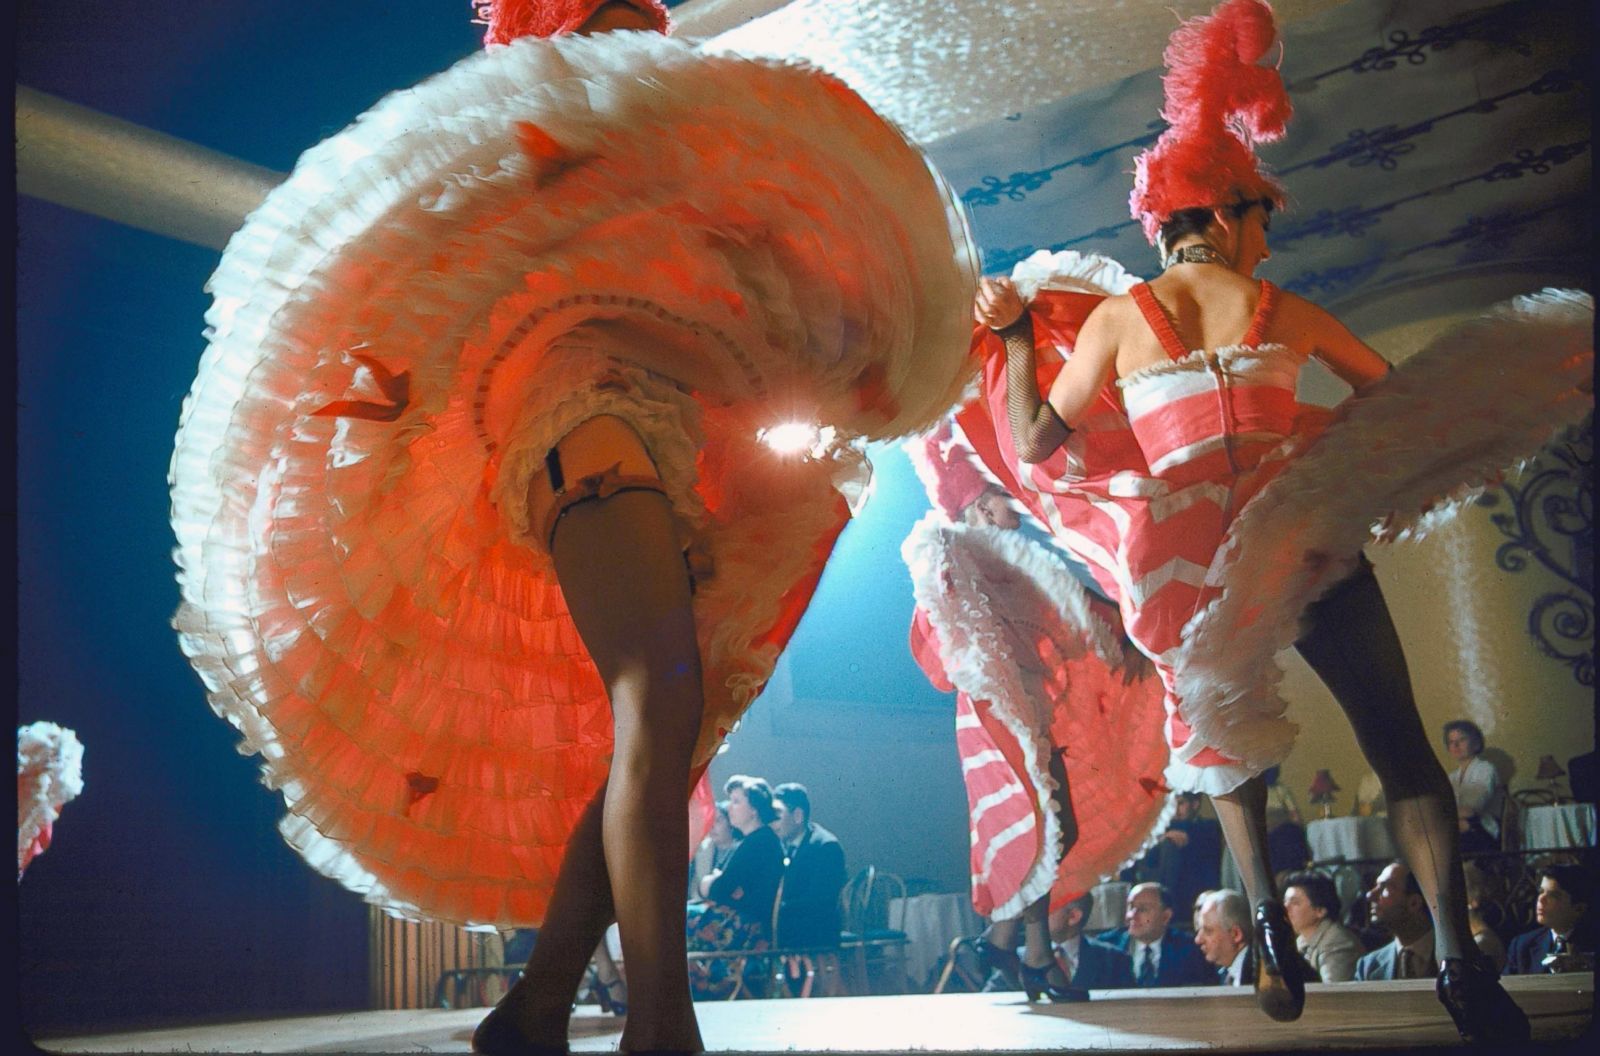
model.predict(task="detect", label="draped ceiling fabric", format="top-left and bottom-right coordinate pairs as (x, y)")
top-left (697, 0), bottom-right (1352, 144)
top-left (707, 0), bottom-right (1590, 339)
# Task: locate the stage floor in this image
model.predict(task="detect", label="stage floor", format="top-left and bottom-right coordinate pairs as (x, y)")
top-left (36, 974), bottom-right (1592, 1054)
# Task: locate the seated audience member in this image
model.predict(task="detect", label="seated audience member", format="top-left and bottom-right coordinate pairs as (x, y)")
top-left (688, 799), bottom-right (738, 901)
top-left (1506, 863), bottom-right (1595, 974)
top-left (1195, 889), bottom-right (1254, 986)
top-left (1283, 872), bottom-right (1363, 983)
top-left (1101, 882), bottom-right (1213, 987)
top-left (770, 783), bottom-right (848, 950)
top-left (1461, 861), bottom-right (1507, 973)
top-left (1050, 891), bottom-right (1135, 991)
top-left (1443, 720), bottom-right (1504, 854)
top-left (686, 775), bottom-right (785, 999)
top-left (1136, 792), bottom-right (1223, 918)
top-left (1263, 767), bottom-right (1311, 875)
top-left (1355, 860), bottom-right (1436, 981)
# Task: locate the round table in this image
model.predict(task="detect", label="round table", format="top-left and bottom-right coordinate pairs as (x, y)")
top-left (1518, 802), bottom-right (1597, 850)
top-left (1307, 815), bottom-right (1397, 863)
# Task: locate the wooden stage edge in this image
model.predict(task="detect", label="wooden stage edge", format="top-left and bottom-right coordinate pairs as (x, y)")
top-left (34, 974), bottom-right (1593, 1055)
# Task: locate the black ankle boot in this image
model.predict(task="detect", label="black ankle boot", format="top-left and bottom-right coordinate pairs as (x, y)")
top-left (1436, 956), bottom-right (1531, 1044)
top-left (1019, 961), bottom-right (1091, 1003)
top-left (1252, 900), bottom-right (1305, 1022)
top-left (974, 935), bottom-right (1022, 991)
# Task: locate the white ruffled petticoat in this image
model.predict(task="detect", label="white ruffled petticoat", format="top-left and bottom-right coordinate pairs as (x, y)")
top-left (168, 30), bottom-right (976, 926)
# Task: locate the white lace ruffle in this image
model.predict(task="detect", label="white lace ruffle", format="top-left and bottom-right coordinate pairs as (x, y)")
top-left (17, 722), bottom-right (84, 878)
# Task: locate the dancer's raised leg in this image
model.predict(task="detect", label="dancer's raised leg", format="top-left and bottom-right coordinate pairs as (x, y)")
top-left (1295, 560), bottom-right (1528, 1043)
top-left (1295, 563), bottom-right (1470, 960)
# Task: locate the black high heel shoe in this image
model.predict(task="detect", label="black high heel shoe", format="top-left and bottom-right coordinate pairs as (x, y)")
top-left (973, 936), bottom-right (1022, 991)
top-left (1252, 900), bottom-right (1305, 1022)
top-left (589, 972), bottom-right (628, 1017)
top-left (471, 1003), bottom-right (570, 1056)
top-left (1019, 961), bottom-right (1091, 1003)
top-left (1436, 956), bottom-right (1531, 1045)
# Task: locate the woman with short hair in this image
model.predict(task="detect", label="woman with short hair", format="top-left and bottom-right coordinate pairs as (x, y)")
top-left (1444, 720), bottom-right (1505, 854)
top-left (1281, 872), bottom-right (1362, 983)
top-left (686, 775), bottom-right (785, 998)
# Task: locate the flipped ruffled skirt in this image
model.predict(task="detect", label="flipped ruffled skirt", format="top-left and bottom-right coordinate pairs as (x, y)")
top-left (169, 31), bottom-right (976, 926)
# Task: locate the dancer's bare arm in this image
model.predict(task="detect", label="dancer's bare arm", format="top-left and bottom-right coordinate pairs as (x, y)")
top-left (1279, 292), bottom-right (1391, 391)
top-left (1045, 302), bottom-right (1119, 425)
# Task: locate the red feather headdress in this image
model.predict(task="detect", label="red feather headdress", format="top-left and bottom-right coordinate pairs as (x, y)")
top-left (473, 0), bottom-right (670, 45)
top-left (1129, 0), bottom-right (1292, 244)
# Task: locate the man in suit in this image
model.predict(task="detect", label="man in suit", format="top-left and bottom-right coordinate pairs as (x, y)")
top-left (1101, 882), bottom-right (1213, 987)
top-left (1355, 860), bottom-right (1436, 981)
top-left (770, 783), bottom-right (848, 950)
top-left (1506, 863), bottom-right (1594, 974)
top-left (1195, 889), bottom-right (1253, 986)
top-left (1049, 891), bottom-right (1134, 990)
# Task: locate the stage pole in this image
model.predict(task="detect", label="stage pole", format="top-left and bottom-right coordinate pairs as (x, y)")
top-left (15, 86), bottom-right (281, 251)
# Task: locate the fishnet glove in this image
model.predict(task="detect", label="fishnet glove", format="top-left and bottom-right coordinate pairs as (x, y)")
top-left (1002, 317), bottom-right (1072, 463)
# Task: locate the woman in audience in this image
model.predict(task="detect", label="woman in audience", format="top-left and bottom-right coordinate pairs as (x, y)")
top-left (689, 800), bottom-right (739, 902)
top-left (1281, 872), bottom-right (1362, 982)
top-left (686, 775), bottom-right (785, 998)
top-left (1444, 720), bottom-right (1505, 854)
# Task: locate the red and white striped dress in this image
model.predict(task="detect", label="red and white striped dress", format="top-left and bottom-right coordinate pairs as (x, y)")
top-left (961, 251), bottom-right (1592, 795)
top-left (904, 524), bottom-right (1169, 919)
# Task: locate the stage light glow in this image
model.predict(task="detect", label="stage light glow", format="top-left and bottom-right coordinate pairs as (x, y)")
top-left (759, 421), bottom-right (821, 455)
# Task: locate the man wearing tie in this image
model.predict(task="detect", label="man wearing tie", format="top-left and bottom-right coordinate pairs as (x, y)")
top-left (1101, 882), bottom-right (1212, 987)
top-left (1355, 861), bottom-right (1436, 981)
top-left (1506, 864), bottom-right (1594, 974)
top-left (1049, 892), bottom-right (1134, 991)
top-left (1195, 889), bottom-right (1254, 986)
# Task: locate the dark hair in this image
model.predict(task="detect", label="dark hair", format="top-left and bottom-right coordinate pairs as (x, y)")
top-left (723, 774), bottom-right (778, 824)
top-left (1066, 890), bottom-right (1096, 921)
top-left (773, 782), bottom-right (812, 821)
top-left (1541, 863), bottom-right (1594, 906)
top-left (1284, 871), bottom-right (1341, 919)
top-left (1155, 197), bottom-right (1275, 256)
top-left (1442, 720), bottom-right (1485, 755)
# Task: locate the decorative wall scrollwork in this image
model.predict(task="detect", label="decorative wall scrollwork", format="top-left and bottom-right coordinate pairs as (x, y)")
top-left (1477, 413), bottom-right (1594, 687)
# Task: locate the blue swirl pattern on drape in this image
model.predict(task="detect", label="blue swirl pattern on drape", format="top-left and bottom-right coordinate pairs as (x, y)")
top-left (1476, 415), bottom-right (1595, 688)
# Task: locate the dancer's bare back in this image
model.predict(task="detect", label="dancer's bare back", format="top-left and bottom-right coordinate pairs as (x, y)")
top-left (974, 271), bottom-right (1391, 427)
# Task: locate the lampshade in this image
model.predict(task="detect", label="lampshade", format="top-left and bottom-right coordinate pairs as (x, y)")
top-left (1536, 755), bottom-right (1567, 781)
top-left (1308, 769), bottom-right (1341, 801)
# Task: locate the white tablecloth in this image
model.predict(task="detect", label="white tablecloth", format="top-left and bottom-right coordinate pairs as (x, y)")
top-left (888, 892), bottom-right (983, 991)
top-left (1519, 803), bottom-right (1598, 850)
top-left (1307, 816), bottom-right (1396, 863)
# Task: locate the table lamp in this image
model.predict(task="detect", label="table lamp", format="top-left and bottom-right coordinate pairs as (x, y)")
top-left (1536, 755), bottom-right (1568, 803)
top-left (1308, 769), bottom-right (1340, 819)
